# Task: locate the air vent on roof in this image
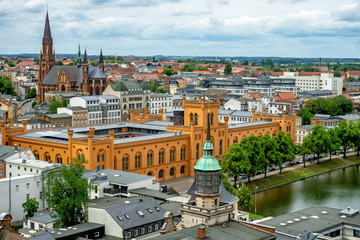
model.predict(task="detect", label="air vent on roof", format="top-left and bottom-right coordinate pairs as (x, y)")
top-left (155, 207), bottom-right (160, 211)
top-left (340, 207), bottom-right (359, 217)
top-left (117, 216), bottom-right (123, 221)
top-left (148, 209), bottom-right (153, 213)
top-left (125, 214), bottom-right (130, 219)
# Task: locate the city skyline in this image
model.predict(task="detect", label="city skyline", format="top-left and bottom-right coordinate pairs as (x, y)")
top-left (0, 0), bottom-right (360, 57)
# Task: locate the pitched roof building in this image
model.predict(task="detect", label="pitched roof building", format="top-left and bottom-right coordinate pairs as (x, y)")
top-left (37, 10), bottom-right (107, 103)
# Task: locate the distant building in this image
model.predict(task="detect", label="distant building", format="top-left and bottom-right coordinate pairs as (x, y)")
top-left (150, 93), bottom-right (173, 114)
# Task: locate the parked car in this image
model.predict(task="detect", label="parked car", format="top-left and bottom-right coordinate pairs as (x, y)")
top-left (283, 163), bottom-right (291, 168)
top-left (268, 167), bottom-right (276, 172)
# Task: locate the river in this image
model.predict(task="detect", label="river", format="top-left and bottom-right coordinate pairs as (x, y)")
top-left (255, 165), bottom-right (360, 217)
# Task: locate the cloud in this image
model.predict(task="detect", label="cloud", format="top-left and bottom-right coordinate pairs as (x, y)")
top-left (267, 0), bottom-right (306, 4)
top-left (333, 4), bottom-right (360, 22)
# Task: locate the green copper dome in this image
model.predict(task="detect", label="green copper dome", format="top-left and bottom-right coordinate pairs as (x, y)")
top-left (194, 139), bottom-right (221, 171)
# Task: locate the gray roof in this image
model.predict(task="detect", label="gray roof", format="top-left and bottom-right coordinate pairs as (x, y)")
top-left (106, 198), bottom-right (165, 230)
top-left (83, 169), bottom-right (155, 185)
top-left (187, 182), bottom-right (239, 203)
top-left (151, 220), bottom-right (276, 240)
top-left (30, 233), bottom-right (55, 240)
top-left (28, 214), bottom-right (54, 224)
top-left (44, 113), bottom-right (72, 119)
top-left (67, 106), bottom-right (87, 111)
top-left (129, 188), bottom-right (179, 201)
top-left (88, 195), bottom-right (152, 209)
top-left (0, 145), bottom-right (27, 160)
top-left (228, 121), bottom-right (275, 129)
top-left (260, 206), bottom-right (360, 237)
top-left (42, 66), bottom-right (105, 86)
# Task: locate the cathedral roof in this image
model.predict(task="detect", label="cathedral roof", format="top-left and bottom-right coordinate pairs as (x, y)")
top-left (42, 66), bottom-right (106, 86)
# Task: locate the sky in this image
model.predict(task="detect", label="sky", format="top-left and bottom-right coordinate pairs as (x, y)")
top-left (0, 0), bottom-right (360, 57)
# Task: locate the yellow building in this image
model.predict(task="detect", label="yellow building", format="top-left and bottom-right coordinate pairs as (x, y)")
top-left (1, 97), bottom-right (296, 181)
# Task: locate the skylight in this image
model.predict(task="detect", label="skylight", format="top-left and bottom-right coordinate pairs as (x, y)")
top-left (125, 214), bottom-right (130, 219)
top-left (117, 216), bottom-right (123, 221)
top-left (137, 211), bottom-right (145, 217)
top-left (155, 207), bottom-right (160, 211)
top-left (148, 208), bottom-right (153, 213)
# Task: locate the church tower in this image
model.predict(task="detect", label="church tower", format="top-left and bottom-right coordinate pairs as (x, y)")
top-left (38, 9), bottom-right (56, 102)
top-left (82, 49), bottom-right (89, 93)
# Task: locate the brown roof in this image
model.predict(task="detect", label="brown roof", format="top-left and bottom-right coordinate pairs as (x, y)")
top-left (3, 232), bottom-right (29, 240)
top-left (275, 92), bottom-right (298, 100)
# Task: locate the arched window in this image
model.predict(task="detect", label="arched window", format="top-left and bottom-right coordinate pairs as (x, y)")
top-left (44, 152), bottom-right (50, 162)
top-left (170, 148), bottom-right (176, 162)
top-left (180, 165), bottom-right (185, 174)
top-left (196, 143), bottom-right (199, 159)
top-left (195, 114), bottom-right (198, 125)
top-left (96, 86), bottom-right (100, 95)
top-left (158, 149), bottom-right (164, 164)
top-left (33, 151), bottom-right (39, 160)
top-left (233, 137), bottom-right (238, 144)
top-left (158, 170), bottom-right (164, 178)
top-left (180, 146), bottom-right (186, 160)
top-left (147, 172), bottom-right (153, 176)
top-left (135, 153), bottom-right (141, 169)
top-left (61, 85), bottom-right (65, 91)
top-left (170, 167), bottom-right (175, 176)
top-left (56, 154), bottom-right (62, 164)
top-left (147, 151), bottom-right (153, 167)
top-left (219, 140), bottom-right (223, 155)
top-left (122, 155), bottom-right (129, 171)
top-left (190, 113), bottom-right (193, 121)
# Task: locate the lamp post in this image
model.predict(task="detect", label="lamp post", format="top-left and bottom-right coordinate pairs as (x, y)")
top-left (255, 186), bottom-right (258, 220)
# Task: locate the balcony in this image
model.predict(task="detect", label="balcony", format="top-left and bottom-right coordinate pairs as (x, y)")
top-left (103, 188), bottom-right (121, 195)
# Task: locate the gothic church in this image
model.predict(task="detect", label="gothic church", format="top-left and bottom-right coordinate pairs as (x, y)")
top-left (37, 10), bottom-right (107, 102)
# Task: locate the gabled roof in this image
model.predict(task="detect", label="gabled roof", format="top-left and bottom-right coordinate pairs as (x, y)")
top-left (106, 198), bottom-right (165, 230)
top-left (42, 66), bottom-right (105, 86)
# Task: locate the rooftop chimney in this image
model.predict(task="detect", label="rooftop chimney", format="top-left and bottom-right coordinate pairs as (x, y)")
top-left (198, 225), bottom-right (206, 239)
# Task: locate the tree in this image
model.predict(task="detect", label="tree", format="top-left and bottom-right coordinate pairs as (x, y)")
top-left (0, 76), bottom-right (18, 96)
top-left (300, 108), bottom-right (314, 125)
top-left (34, 58), bottom-right (40, 64)
top-left (274, 131), bottom-right (295, 174)
top-left (240, 135), bottom-right (264, 181)
top-left (22, 198), bottom-right (39, 220)
top-left (265, 58), bottom-right (274, 68)
top-left (7, 61), bottom-right (15, 67)
top-left (297, 138), bottom-right (312, 168)
top-left (224, 63), bottom-right (232, 75)
top-left (260, 134), bottom-right (278, 178)
top-left (351, 121), bottom-right (360, 155)
top-left (336, 120), bottom-right (354, 158)
top-left (26, 88), bottom-right (37, 99)
top-left (181, 64), bottom-right (194, 72)
top-left (221, 144), bottom-right (250, 187)
top-left (49, 96), bottom-right (68, 113)
top-left (56, 61), bottom-right (64, 66)
top-left (161, 68), bottom-right (177, 76)
top-left (41, 158), bottom-right (91, 227)
top-left (327, 128), bottom-right (341, 160)
top-left (16, 59), bottom-right (22, 64)
top-left (91, 61), bottom-right (99, 66)
top-left (307, 125), bottom-right (331, 163)
top-left (334, 71), bottom-right (341, 77)
top-left (238, 186), bottom-right (253, 210)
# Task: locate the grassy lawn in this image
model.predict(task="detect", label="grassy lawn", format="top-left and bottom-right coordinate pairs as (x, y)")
top-left (249, 213), bottom-right (265, 219)
top-left (346, 155), bottom-right (360, 164)
top-left (245, 158), bottom-right (347, 192)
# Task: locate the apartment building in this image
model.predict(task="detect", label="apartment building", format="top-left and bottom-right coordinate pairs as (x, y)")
top-left (150, 93), bottom-right (173, 114)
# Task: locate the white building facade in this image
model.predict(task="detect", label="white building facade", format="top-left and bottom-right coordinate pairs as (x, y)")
top-left (150, 94), bottom-right (173, 114)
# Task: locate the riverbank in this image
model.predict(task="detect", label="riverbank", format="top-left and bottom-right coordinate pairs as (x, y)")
top-left (245, 157), bottom-right (359, 192)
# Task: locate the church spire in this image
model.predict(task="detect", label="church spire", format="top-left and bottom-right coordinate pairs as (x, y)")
top-left (43, 9), bottom-right (52, 43)
top-left (99, 48), bottom-right (104, 64)
top-left (83, 48), bottom-right (88, 64)
top-left (77, 44), bottom-right (82, 67)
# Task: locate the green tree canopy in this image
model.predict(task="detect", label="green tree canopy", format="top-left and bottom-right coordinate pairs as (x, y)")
top-left (0, 76), bottom-right (18, 96)
top-left (350, 121), bottom-right (360, 156)
top-left (307, 125), bottom-right (331, 163)
top-left (260, 133), bottom-right (279, 178)
top-left (224, 63), bottom-right (232, 75)
top-left (26, 88), bottom-right (37, 99)
top-left (274, 131), bottom-right (295, 174)
top-left (7, 61), bottom-right (15, 67)
top-left (181, 64), bottom-right (195, 72)
top-left (299, 108), bottom-right (314, 125)
top-left (238, 186), bottom-right (253, 210)
top-left (56, 61), bottom-right (64, 66)
top-left (334, 71), bottom-right (341, 77)
top-left (303, 95), bottom-right (353, 116)
top-left (22, 198), bottom-right (39, 220)
top-left (221, 143), bottom-right (251, 187)
top-left (41, 159), bottom-right (91, 227)
top-left (335, 120), bottom-right (354, 158)
top-left (49, 96), bottom-right (68, 113)
top-left (327, 128), bottom-right (341, 160)
top-left (240, 135), bottom-right (264, 181)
